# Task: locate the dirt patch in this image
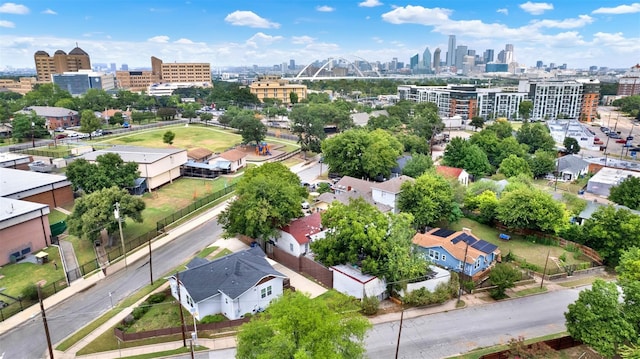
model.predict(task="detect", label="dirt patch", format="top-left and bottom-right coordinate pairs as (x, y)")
top-left (559, 344), bottom-right (604, 359)
top-left (377, 299), bottom-right (403, 314)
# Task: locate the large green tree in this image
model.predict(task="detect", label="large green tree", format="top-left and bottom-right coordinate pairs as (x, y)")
top-left (464, 190), bottom-right (499, 224)
top-left (565, 279), bottom-right (637, 358)
top-left (401, 153), bottom-right (433, 178)
top-left (218, 163), bottom-right (306, 240)
top-left (65, 153), bottom-right (139, 193)
top-left (289, 104), bottom-right (328, 156)
top-left (232, 115), bottom-right (267, 146)
top-left (518, 100), bottom-right (533, 121)
top-left (236, 290), bottom-right (370, 359)
top-left (582, 206), bottom-right (640, 265)
top-left (498, 154), bottom-right (533, 178)
top-left (609, 177), bottom-right (640, 210)
top-left (311, 198), bottom-right (427, 282)
top-left (398, 172), bottom-right (458, 229)
top-left (516, 122), bottom-right (555, 153)
top-left (11, 112), bottom-right (49, 141)
top-left (80, 109), bottom-right (102, 137)
top-left (496, 187), bottom-right (568, 232)
top-left (22, 83), bottom-right (72, 107)
top-left (488, 263), bottom-right (521, 299)
top-left (529, 150), bottom-right (557, 179)
top-left (617, 247), bottom-right (640, 336)
top-left (78, 89), bottom-right (113, 111)
top-left (442, 137), bottom-right (492, 177)
top-left (322, 128), bottom-right (402, 179)
top-left (563, 137), bottom-right (581, 154)
top-left (67, 186), bottom-right (145, 242)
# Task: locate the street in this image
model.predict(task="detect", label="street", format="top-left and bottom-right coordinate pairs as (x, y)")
top-left (0, 218), bottom-right (224, 359)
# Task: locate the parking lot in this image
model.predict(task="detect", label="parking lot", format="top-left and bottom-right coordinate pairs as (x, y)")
top-left (591, 107), bottom-right (639, 158)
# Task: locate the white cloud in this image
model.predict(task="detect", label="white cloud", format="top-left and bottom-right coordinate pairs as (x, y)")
top-left (592, 3), bottom-right (640, 14)
top-left (291, 35), bottom-right (315, 45)
top-left (359, 0), bottom-right (383, 7)
top-left (372, 36), bottom-right (384, 44)
top-left (245, 32), bottom-right (283, 48)
top-left (224, 10), bottom-right (280, 29)
top-left (148, 35), bottom-right (170, 43)
top-left (519, 2), bottom-right (554, 15)
top-left (0, 20), bottom-right (14, 27)
top-left (316, 5), bottom-right (334, 12)
top-left (0, 2), bottom-right (29, 14)
top-left (174, 38), bottom-right (194, 44)
top-left (41, 8), bottom-right (56, 15)
top-left (497, 8), bottom-right (508, 15)
top-left (530, 14), bottom-right (593, 29)
top-left (381, 5), bottom-right (451, 25)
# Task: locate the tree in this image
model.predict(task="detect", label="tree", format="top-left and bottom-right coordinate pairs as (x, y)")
top-left (235, 116), bottom-right (267, 146)
top-left (181, 107), bottom-right (197, 123)
top-left (312, 198), bottom-right (427, 282)
top-left (289, 104), bottom-right (327, 157)
top-left (470, 116), bottom-right (484, 131)
top-left (498, 154), bottom-right (533, 178)
top-left (236, 290), bottom-right (371, 359)
top-left (67, 186), bottom-right (145, 242)
top-left (609, 177), bottom-right (640, 210)
top-left (321, 129), bottom-right (402, 180)
top-left (289, 91), bottom-right (299, 105)
top-left (398, 172), bottom-right (457, 229)
top-left (442, 137), bottom-right (493, 178)
top-left (65, 153), bottom-right (139, 193)
top-left (529, 150), bottom-right (557, 178)
top-left (496, 187), bottom-right (568, 232)
top-left (109, 111), bottom-right (124, 125)
top-left (80, 109), bottom-right (102, 138)
top-left (488, 263), bottom-right (521, 299)
top-left (582, 206), bottom-right (640, 266)
top-left (78, 89), bottom-right (113, 111)
top-left (563, 137), bottom-right (581, 154)
top-left (199, 112), bottom-right (213, 122)
top-left (495, 137), bottom-right (529, 166)
top-left (10, 112), bottom-right (48, 141)
top-left (617, 247), bottom-right (640, 336)
top-left (485, 120), bottom-right (514, 139)
top-left (469, 129), bottom-right (502, 166)
top-left (22, 83), bottom-right (72, 107)
top-left (402, 153), bottom-right (433, 178)
top-left (516, 123), bottom-right (555, 153)
top-left (565, 279), bottom-right (637, 358)
top-left (518, 100), bottom-right (533, 121)
top-left (163, 130), bottom-right (175, 145)
top-left (464, 190), bottom-right (499, 224)
top-left (218, 163), bottom-right (306, 240)
top-left (156, 107), bottom-right (177, 121)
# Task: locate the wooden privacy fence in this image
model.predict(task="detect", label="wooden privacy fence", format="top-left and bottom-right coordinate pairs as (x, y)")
top-left (114, 317), bottom-right (250, 342)
top-left (479, 336), bottom-right (582, 359)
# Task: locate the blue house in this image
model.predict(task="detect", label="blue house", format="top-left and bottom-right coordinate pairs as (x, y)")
top-left (412, 228), bottom-right (501, 278)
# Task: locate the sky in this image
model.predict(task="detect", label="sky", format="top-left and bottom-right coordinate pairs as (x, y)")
top-left (0, 0), bottom-right (639, 71)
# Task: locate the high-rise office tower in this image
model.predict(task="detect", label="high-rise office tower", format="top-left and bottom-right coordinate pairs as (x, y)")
top-left (497, 50), bottom-right (506, 63)
top-left (410, 54), bottom-right (419, 70)
top-left (289, 59), bottom-right (295, 70)
top-left (433, 48), bottom-right (441, 72)
top-left (447, 35), bottom-right (456, 67)
top-left (536, 60), bottom-right (543, 69)
top-left (110, 63), bottom-right (116, 72)
top-left (504, 44), bottom-right (515, 64)
top-left (422, 47), bottom-right (432, 72)
top-left (455, 45), bottom-right (468, 70)
top-left (467, 49), bottom-right (476, 57)
top-left (483, 49), bottom-right (494, 64)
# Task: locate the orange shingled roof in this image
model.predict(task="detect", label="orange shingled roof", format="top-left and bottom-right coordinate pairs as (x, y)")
top-left (436, 166), bottom-right (464, 179)
top-left (412, 228), bottom-right (499, 263)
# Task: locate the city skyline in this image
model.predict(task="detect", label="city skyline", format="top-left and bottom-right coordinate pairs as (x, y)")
top-left (0, 0), bottom-right (639, 71)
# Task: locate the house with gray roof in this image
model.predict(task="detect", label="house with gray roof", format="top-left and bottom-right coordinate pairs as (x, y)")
top-left (555, 155), bottom-right (589, 181)
top-left (16, 106), bottom-right (79, 130)
top-left (167, 247), bottom-right (287, 320)
top-left (576, 200), bottom-right (640, 225)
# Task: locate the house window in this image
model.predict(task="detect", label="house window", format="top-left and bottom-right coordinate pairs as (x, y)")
top-left (458, 261), bottom-right (463, 270)
top-left (428, 249), bottom-right (435, 259)
top-left (434, 251), bottom-right (440, 260)
top-left (261, 286), bottom-right (272, 298)
top-left (474, 260), bottom-right (481, 269)
top-left (441, 255), bottom-right (446, 262)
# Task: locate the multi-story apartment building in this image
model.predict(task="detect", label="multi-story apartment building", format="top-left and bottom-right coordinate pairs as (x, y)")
top-left (577, 79), bottom-right (600, 123)
top-left (519, 80), bottom-right (584, 121)
top-left (249, 76), bottom-right (307, 105)
top-left (115, 56), bottom-right (211, 92)
top-left (34, 47), bottom-right (91, 83)
top-left (617, 64), bottom-right (640, 96)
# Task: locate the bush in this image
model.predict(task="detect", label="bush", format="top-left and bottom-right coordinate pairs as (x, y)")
top-left (131, 305), bottom-right (150, 320)
top-left (21, 284), bottom-right (39, 301)
top-left (361, 296), bottom-right (380, 315)
top-left (463, 281), bottom-right (476, 294)
top-left (559, 253), bottom-right (567, 262)
top-left (200, 314), bottom-right (226, 324)
top-left (147, 292), bottom-right (167, 304)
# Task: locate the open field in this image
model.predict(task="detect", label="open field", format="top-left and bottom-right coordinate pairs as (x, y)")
top-left (451, 218), bottom-right (589, 271)
top-left (0, 246), bottom-right (64, 297)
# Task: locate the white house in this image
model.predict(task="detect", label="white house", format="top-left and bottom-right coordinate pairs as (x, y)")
top-left (168, 247), bottom-right (287, 320)
top-left (556, 154), bottom-right (589, 181)
top-left (331, 264), bottom-right (387, 300)
top-left (370, 175), bottom-right (414, 213)
top-left (398, 266), bottom-right (451, 298)
top-left (210, 148), bottom-right (247, 173)
top-left (436, 166), bottom-right (470, 186)
top-left (276, 212), bottom-right (326, 257)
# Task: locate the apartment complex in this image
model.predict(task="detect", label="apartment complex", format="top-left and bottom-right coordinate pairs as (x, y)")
top-left (34, 47), bottom-right (91, 83)
top-left (617, 64), bottom-right (640, 96)
top-left (115, 56), bottom-right (211, 92)
top-left (0, 77), bottom-right (36, 95)
top-left (399, 79), bottom-right (599, 122)
top-left (249, 76), bottom-right (307, 105)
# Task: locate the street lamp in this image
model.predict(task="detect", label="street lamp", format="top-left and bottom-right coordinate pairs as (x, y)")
top-left (31, 121), bottom-right (35, 148)
top-left (113, 202), bottom-right (127, 268)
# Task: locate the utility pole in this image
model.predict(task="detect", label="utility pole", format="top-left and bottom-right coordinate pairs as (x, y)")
top-left (148, 237), bottom-right (153, 285)
top-left (394, 310), bottom-right (404, 359)
top-left (458, 239), bottom-right (470, 302)
top-left (176, 272), bottom-right (187, 347)
top-left (540, 249), bottom-right (551, 289)
top-left (37, 285), bottom-right (54, 359)
top-left (113, 202), bottom-right (127, 268)
top-left (31, 121), bottom-right (36, 148)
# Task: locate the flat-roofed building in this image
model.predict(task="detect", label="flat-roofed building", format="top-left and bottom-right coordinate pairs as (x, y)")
top-left (249, 76), bottom-right (307, 105)
top-left (116, 56), bottom-right (211, 92)
top-left (0, 197), bottom-right (51, 266)
top-left (0, 153), bottom-right (33, 170)
top-left (53, 70), bottom-right (116, 96)
top-left (80, 146), bottom-right (188, 190)
top-left (0, 77), bottom-right (36, 95)
top-left (587, 167), bottom-right (640, 197)
top-left (0, 168), bottom-right (74, 209)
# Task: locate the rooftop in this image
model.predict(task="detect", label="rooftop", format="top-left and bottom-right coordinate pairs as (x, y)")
top-left (436, 166), bottom-right (465, 179)
top-left (370, 175), bottom-right (414, 193)
top-left (0, 197), bottom-right (49, 223)
top-left (589, 166), bottom-right (640, 186)
top-left (17, 106), bottom-right (78, 118)
top-left (281, 212), bottom-right (324, 244)
top-left (412, 228), bottom-right (500, 263)
top-left (0, 168), bottom-right (70, 198)
top-left (81, 146), bottom-right (186, 164)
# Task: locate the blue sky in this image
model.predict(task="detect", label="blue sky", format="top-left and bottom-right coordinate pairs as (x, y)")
top-left (0, 1), bottom-right (639, 70)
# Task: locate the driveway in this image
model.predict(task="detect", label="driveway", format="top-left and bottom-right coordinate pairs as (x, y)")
top-left (269, 261), bottom-right (327, 298)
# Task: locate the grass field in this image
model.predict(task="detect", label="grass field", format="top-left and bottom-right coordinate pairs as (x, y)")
top-left (0, 246), bottom-right (65, 297)
top-left (101, 126), bottom-right (243, 153)
top-left (48, 208), bottom-right (68, 224)
top-left (450, 218), bottom-right (588, 271)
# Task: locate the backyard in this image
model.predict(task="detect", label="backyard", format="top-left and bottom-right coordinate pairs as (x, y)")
top-left (450, 218), bottom-right (590, 273)
top-left (0, 246), bottom-right (65, 298)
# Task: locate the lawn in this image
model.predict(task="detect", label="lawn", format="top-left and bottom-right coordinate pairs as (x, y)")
top-left (48, 208), bottom-right (68, 224)
top-left (100, 126), bottom-right (243, 153)
top-left (0, 246), bottom-right (66, 298)
top-left (450, 218), bottom-right (589, 272)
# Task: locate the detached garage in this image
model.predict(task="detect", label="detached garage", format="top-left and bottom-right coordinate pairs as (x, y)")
top-left (331, 264), bottom-right (387, 301)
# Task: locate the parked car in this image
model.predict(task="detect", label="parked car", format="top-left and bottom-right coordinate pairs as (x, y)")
top-left (600, 126), bottom-right (610, 133)
top-left (102, 130), bottom-right (113, 135)
top-left (616, 138), bottom-right (627, 144)
top-left (54, 127), bottom-right (65, 132)
top-left (609, 132), bottom-right (622, 139)
top-left (55, 133), bottom-right (68, 140)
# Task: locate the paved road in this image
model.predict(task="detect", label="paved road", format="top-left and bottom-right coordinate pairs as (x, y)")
top-left (366, 288), bottom-right (581, 359)
top-left (0, 218), bottom-right (224, 359)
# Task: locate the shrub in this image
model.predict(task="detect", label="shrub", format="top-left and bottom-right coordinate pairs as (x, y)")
top-left (463, 281), bottom-right (476, 294)
top-left (489, 263), bottom-right (521, 300)
top-left (504, 251), bottom-right (516, 262)
top-left (448, 272), bottom-right (460, 297)
top-left (200, 314), bottom-right (226, 324)
top-left (21, 284), bottom-right (39, 301)
top-left (559, 253), bottom-right (567, 262)
top-left (361, 296), bottom-right (380, 315)
top-left (147, 292), bottom-right (167, 304)
top-left (131, 305), bottom-right (149, 320)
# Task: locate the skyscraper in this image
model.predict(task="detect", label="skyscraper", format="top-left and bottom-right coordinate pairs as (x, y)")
top-left (410, 54), bottom-right (419, 71)
top-left (447, 35), bottom-right (456, 67)
top-left (455, 45), bottom-right (468, 70)
top-left (422, 47), bottom-right (432, 72)
top-left (34, 46), bottom-right (91, 83)
top-left (289, 59), bottom-right (296, 70)
top-left (504, 44), bottom-right (515, 64)
top-left (433, 48), bottom-right (441, 72)
top-left (483, 49), bottom-right (494, 64)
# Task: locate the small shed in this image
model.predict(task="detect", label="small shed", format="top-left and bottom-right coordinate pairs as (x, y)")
top-left (331, 264), bottom-right (387, 300)
top-left (127, 177), bottom-right (148, 195)
top-left (187, 148), bottom-right (214, 163)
